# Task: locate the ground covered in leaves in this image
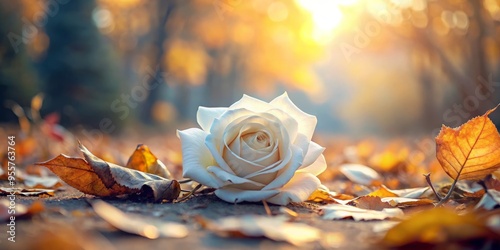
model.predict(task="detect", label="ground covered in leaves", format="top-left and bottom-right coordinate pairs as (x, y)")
top-left (1, 104), bottom-right (500, 249)
top-left (1, 187), bottom-right (384, 249)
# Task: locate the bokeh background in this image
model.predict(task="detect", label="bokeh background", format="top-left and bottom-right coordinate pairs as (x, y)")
top-left (1, 0), bottom-right (499, 138)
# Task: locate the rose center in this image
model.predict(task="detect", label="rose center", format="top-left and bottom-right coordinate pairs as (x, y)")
top-left (242, 131), bottom-right (271, 150)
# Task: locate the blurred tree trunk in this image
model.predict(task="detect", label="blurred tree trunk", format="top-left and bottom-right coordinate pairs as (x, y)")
top-left (0, 1), bottom-right (40, 122)
top-left (39, 0), bottom-right (123, 129)
top-left (140, 0), bottom-right (175, 124)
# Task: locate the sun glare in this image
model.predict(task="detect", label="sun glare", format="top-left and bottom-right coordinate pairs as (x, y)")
top-left (296, 0), bottom-right (358, 43)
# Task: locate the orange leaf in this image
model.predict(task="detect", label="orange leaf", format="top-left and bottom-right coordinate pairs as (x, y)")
top-left (366, 186), bottom-right (398, 198)
top-left (307, 189), bottom-right (355, 203)
top-left (36, 144), bottom-right (180, 202)
top-left (381, 208), bottom-right (500, 248)
top-left (436, 106), bottom-right (500, 180)
top-left (126, 144), bottom-right (172, 179)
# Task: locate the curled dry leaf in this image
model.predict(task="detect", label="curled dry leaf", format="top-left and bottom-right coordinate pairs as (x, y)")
top-left (321, 204), bottom-right (403, 221)
top-left (35, 144), bottom-right (180, 202)
top-left (91, 200), bottom-right (188, 239)
top-left (200, 215), bottom-right (322, 246)
top-left (126, 144), bottom-right (173, 179)
top-left (339, 164), bottom-right (381, 186)
top-left (436, 106), bottom-right (500, 181)
top-left (381, 208), bottom-right (500, 248)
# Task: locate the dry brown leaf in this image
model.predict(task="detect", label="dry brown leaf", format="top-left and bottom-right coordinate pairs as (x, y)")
top-left (484, 175), bottom-right (500, 191)
top-left (381, 208), bottom-right (500, 248)
top-left (126, 144), bottom-right (172, 179)
top-left (0, 187), bottom-right (55, 196)
top-left (351, 196), bottom-right (393, 211)
top-left (35, 144), bottom-right (180, 202)
top-left (91, 200), bottom-right (188, 239)
top-left (436, 106), bottom-right (500, 180)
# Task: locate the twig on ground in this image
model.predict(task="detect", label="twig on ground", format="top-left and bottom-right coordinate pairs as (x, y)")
top-left (424, 173), bottom-right (442, 201)
top-left (176, 183), bottom-right (202, 202)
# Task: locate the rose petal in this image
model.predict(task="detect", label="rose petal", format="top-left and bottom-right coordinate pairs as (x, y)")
top-left (208, 114), bottom-right (286, 175)
top-left (297, 154), bottom-right (326, 176)
top-left (262, 145), bottom-right (304, 191)
top-left (300, 142), bottom-right (325, 170)
top-left (270, 93), bottom-right (317, 140)
top-left (261, 109), bottom-right (298, 142)
top-left (223, 145), bottom-right (264, 176)
top-left (215, 188), bottom-right (280, 203)
top-left (229, 94), bottom-right (274, 112)
top-left (293, 133), bottom-right (310, 156)
top-left (243, 144), bottom-right (293, 180)
top-left (177, 129), bottom-right (224, 188)
top-left (197, 107), bottom-right (227, 132)
top-left (207, 166), bottom-right (265, 190)
top-left (206, 133), bottom-right (236, 175)
top-left (266, 173), bottom-right (320, 205)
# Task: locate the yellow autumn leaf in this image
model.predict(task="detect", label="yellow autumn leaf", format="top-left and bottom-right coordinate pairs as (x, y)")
top-left (381, 208), bottom-right (500, 248)
top-left (435, 106), bottom-right (500, 180)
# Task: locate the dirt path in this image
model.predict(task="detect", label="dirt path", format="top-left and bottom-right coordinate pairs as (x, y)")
top-left (1, 187), bottom-right (386, 249)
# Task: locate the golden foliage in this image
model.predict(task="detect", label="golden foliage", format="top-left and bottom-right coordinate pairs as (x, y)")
top-left (382, 208), bottom-right (500, 248)
top-left (436, 106), bottom-right (500, 180)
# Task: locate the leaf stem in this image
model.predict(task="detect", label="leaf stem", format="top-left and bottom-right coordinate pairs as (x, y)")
top-left (176, 183), bottom-right (202, 202)
top-left (424, 173), bottom-right (442, 201)
top-left (435, 174), bottom-right (462, 207)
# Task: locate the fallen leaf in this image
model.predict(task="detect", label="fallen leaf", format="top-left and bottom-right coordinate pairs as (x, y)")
top-left (307, 188), bottom-right (355, 203)
top-left (475, 190), bottom-right (500, 210)
top-left (339, 164), bottom-right (381, 186)
top-left (436, 106), bottom-right (500, 180)
top-left (201, 215), bottom-right (322, 246)
top-left (321, 204), bottom-right (403, 221)
top-left (366, 186), bottom-right (398, 198)
top-left (384, 186), bottom-right (430, 199)
top-left (381, 197), bottom-right (435, 207)
top-left (23, 175), bottom-right (63, 189)
top-left (35, 144), bottom-right (180, 202)
top-left (484, 175), bottom-right (500, 191)
top-left (381, 208), bottom-right (500, 248)
top-left (351, 196), bottom-right (393, 210)
top-left (91, 200), bottom-right (188, 239)
top-left (0, 187), bottom-right (55, 196)
top-left (126, 144), bottom-right (173, 179)
top-left (1, 200), bottom-right (44, 221)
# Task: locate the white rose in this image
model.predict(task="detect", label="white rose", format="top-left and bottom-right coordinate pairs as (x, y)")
top-left (177, 93), bottom-right (326, 205)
